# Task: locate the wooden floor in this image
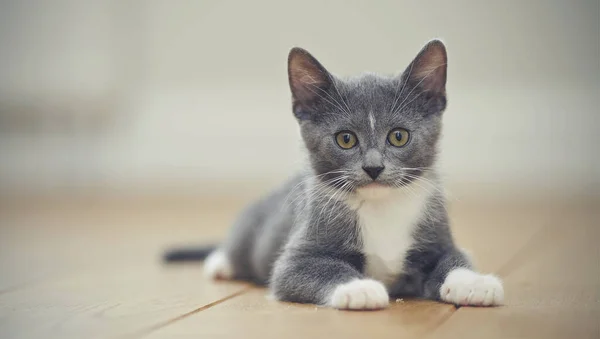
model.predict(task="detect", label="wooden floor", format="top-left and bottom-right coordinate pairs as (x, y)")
top-left (0, 193), bottom-right (598, 339)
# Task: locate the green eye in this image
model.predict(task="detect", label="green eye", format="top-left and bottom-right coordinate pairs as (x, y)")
top-left (335, 131), bottom-right (358, 149)
top-left (388, 128), bottom-right (410, 147)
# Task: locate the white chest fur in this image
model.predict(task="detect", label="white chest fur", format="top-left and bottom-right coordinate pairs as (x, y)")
top-left (353, 184), bottom-right (430, 287)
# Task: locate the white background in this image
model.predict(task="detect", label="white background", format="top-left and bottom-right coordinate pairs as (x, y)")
top-left (0, 0), bottom-right (598, 195)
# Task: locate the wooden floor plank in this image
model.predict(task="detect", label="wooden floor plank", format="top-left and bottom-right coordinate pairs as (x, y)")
top-left (447, 200), bottom-right (554, 273)
top-left (1, 195), bottom-right (597, 339)
top-left (0, 264), bottom-right (247, 339)
top-left (427, 203), bottom-right (600, 339)
top-left (0, 195), bottom-right (246, 288)
top-left (0, 196), bottom-right (248, 339)
top-left (146, 288), bottom-right (456, 339)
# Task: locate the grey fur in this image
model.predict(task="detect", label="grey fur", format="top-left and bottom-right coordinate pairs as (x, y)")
top-left (205, 40), bottom-right (473, 306)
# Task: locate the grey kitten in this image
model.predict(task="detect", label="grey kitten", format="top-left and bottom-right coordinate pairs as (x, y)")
top-left (164, 40), bottom-right (504, 310)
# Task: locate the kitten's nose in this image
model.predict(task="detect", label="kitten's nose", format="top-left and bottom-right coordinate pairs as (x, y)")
top-left (362, 166), bottom-right (384, 180)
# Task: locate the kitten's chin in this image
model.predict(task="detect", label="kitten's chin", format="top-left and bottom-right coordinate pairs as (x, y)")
top-left (355, 182), bottom-right (394, 201)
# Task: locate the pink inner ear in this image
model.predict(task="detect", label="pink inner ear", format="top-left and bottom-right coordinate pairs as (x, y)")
top-left (410, 43), bottom-right (447, 94)
top-left (414, 53), bottom-right (446, 80)
top-left (291, 66), bottom-right (326, 87)
top-left (290, 67), bottom-right (325, 102)
top-left (289, 53), bottom-right (330, 103)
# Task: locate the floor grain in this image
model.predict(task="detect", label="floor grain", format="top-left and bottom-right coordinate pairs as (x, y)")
top-left (0, 195), bottom-right (598, 338)
top-left (146, 288), bottom-right (457, 339)
top-left (428, 204), bottom-right (600, 339)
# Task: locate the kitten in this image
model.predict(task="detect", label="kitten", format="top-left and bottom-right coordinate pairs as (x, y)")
top-left (164, 40), bottom-right (504, 310)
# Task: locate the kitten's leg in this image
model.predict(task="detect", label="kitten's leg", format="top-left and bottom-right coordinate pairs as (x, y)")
top-left (271, 250), bottom-right (389, 310)
top-left (204, 201), bottom-right (265, 281)
top-left (250, 211), bottom-right (294, 285)
top-left (423, 248), bottom-right (504, 306)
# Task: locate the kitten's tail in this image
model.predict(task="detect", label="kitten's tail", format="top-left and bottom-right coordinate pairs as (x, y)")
top-left (162, 245), bottom-right (218, 263)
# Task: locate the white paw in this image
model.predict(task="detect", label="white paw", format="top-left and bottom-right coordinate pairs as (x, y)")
top-left (440, 268), bottom-right (504, 306)
top-left (329, 279), bottom-right (389, 310)
top-left (203, 250), bottom-right (234, 280)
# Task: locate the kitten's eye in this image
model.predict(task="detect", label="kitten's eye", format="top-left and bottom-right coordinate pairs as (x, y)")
top-left (387, 128), bottom-right (410, 147)
top-left (335, 131), bottom-right (358, 149)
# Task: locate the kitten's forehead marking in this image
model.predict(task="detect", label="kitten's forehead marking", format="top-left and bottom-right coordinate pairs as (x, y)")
top-left (368, 112), bottom-right (376, 133)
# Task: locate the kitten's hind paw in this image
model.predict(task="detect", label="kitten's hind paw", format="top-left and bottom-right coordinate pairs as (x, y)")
top-left (329, 279), bottom-right (389, 310)
top-left (203, 250), bottom-right (234, 280)
top-left (440, 268), bottom-right (504, 306)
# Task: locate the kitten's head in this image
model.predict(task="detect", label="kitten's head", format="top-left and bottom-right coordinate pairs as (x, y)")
top-left (287, 40), bottom-right (447, 200)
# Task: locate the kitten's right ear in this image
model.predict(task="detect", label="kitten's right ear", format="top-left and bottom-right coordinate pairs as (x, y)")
top-left (288, 48), bottom-right (332, 120)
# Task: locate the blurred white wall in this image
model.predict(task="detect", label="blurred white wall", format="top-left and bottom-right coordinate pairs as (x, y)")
top-left (0, 0), bottom-right (598, 195)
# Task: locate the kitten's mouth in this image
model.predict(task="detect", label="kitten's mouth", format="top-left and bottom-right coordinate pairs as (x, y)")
top-left (360, 182), bottom-right (388, 189)
top-left (355, 182), bottom-right (393, 200)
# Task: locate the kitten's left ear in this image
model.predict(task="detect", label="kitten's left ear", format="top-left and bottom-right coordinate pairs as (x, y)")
top-left (405, 40), bottom-right (447, 94)
top-left (288, 47), bottom-right (333, 120)
top-left (402, 40), bottom-right (448, 113)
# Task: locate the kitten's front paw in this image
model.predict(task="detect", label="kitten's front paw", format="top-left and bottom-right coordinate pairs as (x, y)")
top-left (204, 250), bottom-right (234, 280)
top-left (329, 279), bottom-right (389, 310)
top-left (440, 268), bottom-right (504, 306)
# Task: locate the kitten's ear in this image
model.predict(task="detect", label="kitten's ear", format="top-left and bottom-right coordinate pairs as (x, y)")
top-left (288, 48), bottom-right (332, 120)
top-left (405, 40), bottom-right (447, 94)
top-left (402, 40), bottom-right (448, 113)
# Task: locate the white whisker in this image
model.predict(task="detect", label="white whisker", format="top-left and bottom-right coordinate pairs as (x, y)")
top-left (389, 62), bottom-right (414, 114)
